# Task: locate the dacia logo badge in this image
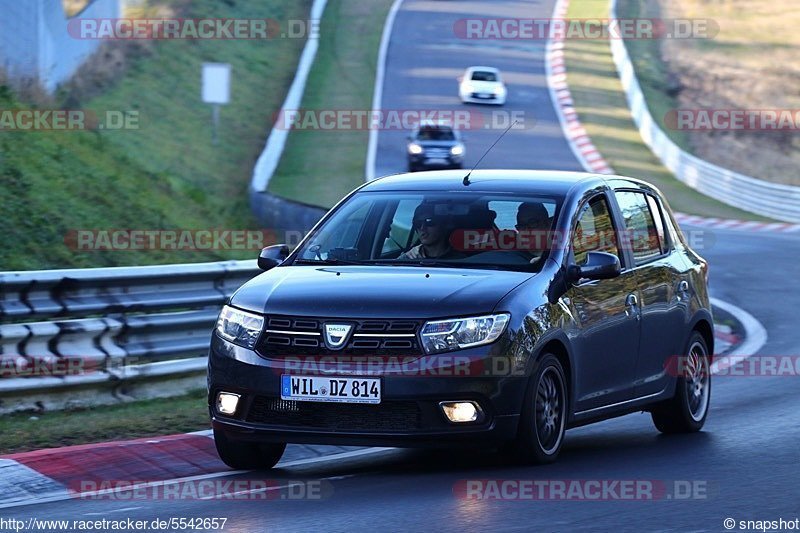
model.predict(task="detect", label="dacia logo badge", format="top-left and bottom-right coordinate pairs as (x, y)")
top-left (323, 323), bottom-right (352, 350)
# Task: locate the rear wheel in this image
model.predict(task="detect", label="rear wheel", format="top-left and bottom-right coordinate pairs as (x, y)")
top-left (513, 354), bottom-right (568, 464)
top-left (213, 428), bottom-right (286, 470)
top-left (651, 331), bottom-right (711, 433)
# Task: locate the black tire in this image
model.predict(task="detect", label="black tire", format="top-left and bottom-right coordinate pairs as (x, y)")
top-left (651, 331), bottom-right (711, 434)
top-left (408, 163), bottom-right (419, 172)
top-left (513, 354), bottom-right (568, 464)
top-left (213, 428), bottom-right (286, 470)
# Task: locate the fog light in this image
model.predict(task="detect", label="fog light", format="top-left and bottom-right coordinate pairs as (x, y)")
top-left (440, 401), bottom-right (482, 423)
top-left (216, 392), bottom-right (240, 416)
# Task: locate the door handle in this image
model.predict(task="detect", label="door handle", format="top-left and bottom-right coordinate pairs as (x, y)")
top-left (676, 280), bottom-right (690, 301)
top-left (625, 293), bottom-right (640, 320)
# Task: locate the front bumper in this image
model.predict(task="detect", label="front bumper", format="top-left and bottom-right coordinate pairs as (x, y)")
top-left (408, 153), bottom-right (463, 168)
top-left (208, 335), bottom-right (525, 447)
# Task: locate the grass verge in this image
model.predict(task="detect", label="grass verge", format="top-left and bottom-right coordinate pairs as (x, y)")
top-left (0, 0), bottom-right (311, 270)
top-left (0, 389), bottom-right (208, 455)
top-left (644, 0), bottom-right (800, 186)
top-left (564, 0), bottom-right (770, 220)
top-left (268, 0), bottom-right (395, 208)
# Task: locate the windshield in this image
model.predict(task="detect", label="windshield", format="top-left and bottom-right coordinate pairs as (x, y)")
top-left (415, 127), bottom-right (455, 141)
top-left (293, 192), bottom-right (563, 271)
top-left (471, 71), bottom-right (498, 82)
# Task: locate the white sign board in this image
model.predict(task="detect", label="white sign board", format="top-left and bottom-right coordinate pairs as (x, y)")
top-left (202, 63), bottom-right (231, 105)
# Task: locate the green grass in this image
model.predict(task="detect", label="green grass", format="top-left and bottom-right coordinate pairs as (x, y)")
top-left (268, 0), bottom-right (395, 208)
top-left (0, 389), bottom-right (208, 454)
top-left (563, 0), bottom-right (770, 221)
top-left (0, 0), bottom-right (311, 270)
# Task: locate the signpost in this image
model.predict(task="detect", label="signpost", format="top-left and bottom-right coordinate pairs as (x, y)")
top-left (201, 63), bottom-right (231, 145)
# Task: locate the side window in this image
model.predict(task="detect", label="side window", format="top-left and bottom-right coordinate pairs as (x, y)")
top-left (646, 195), bottom-right (669, 254)
top-left (572, 195), bottom-right (620, 266)
top-left (381, 199), bottom-right (418, 255)
top-left (614, 191), bottom-right (662, 265)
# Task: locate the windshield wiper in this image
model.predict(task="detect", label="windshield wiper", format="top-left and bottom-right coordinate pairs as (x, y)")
top-left (408, 260), bottom-right (540, 272)
top-left (292, 258), bottom-right (363, 266)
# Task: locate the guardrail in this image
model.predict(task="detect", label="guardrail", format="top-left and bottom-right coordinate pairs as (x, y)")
top-left (0, 260), bottom-right (261, 415)
top-left (608, 0), bottom-right (800, 223)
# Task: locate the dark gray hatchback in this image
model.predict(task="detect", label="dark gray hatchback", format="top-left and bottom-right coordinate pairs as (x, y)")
top-left (208, 170), bottom-right (712, 468)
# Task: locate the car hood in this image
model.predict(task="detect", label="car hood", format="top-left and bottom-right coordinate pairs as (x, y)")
top-left (230, 265), bottom-right (533, 319)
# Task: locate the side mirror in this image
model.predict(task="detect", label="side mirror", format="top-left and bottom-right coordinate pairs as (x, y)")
top-left (258, 244), bottom-right (289, 271)
top-left (457, 76), bottom-right (463, 83)
top-left (568, 251), bottom-right (621, 283)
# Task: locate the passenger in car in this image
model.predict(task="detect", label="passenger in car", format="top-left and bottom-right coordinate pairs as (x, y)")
top-left (516, 202), bottom-right (552, 255)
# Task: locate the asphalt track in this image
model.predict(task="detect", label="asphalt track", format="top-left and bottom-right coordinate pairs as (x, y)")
top-left (9, 1), bottom-right (800, 531)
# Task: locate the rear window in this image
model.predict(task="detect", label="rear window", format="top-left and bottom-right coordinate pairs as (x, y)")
top-left (471, 71), bottom-right (498, 82)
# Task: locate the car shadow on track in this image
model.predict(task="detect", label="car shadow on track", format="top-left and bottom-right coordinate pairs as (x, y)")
top-left (254, 421), bottom-right (718, 481)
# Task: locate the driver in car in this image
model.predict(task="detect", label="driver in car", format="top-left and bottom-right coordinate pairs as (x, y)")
top-left (399, 202), bottom-right (465, 260)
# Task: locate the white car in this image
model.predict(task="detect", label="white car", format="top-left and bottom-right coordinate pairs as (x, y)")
top-left (459, 66), bottom-right (507, 105)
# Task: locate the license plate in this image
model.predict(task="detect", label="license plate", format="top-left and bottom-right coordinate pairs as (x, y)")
top-left (476, 93), bottom-right (492, 98)
top-left (281, 375), bottom-right (381, 404)
top-left (426, 158), bottom-right (449, 165)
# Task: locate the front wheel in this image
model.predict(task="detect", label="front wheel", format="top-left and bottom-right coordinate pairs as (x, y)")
top-left (213, 428), bottom-right (286, 470)
top-left (651, 331), bottom-right (711, 433)
top-left (513, 354), bottom-right (568, 464)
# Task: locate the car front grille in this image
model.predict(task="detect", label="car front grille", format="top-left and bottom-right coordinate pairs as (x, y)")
top-left (423, 147), bottom-right (451, 159)
top-left (245, 396), bottom-right (422, 432)
top-left (256, 316), bottom-right (422, 357)
top-left (471, 92), bottom-right (496, 99)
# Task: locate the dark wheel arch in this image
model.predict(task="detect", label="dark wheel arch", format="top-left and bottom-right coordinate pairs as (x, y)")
top-left (690, 315), bottom-right (715, 361)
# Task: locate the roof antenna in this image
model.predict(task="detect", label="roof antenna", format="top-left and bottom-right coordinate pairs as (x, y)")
top-left (463, 120), bottom-right (518, 186)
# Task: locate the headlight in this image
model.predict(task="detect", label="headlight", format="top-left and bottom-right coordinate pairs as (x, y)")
top-left (408, 143), bottom-right (424, 155)
top-left (215, 305), bottom-right (264, 349)
top-left (420, 313), bottom-right (510, 354)
top-left (450, 144), bottom-right (464, 156)
top-left (493, 85), bottom-right (505, 95)
top-left (462, 83), bottom-right (474, 93)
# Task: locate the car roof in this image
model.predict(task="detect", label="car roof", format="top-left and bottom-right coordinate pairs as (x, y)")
top-left (417, 120), bottom-right (453, 129)
top-left (362, 170), bottom-right (620, 195)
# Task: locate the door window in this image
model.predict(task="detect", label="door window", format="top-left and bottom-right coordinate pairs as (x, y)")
top-left (572, 195), bottom-right (620, 266)
top-left (614, 191), bottom-right (663, 265)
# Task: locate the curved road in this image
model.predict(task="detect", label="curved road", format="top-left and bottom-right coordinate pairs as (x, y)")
top-left (12, 1), bottom-right (800, 531)
top-left (374, 0), bottom-right (582, 177)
